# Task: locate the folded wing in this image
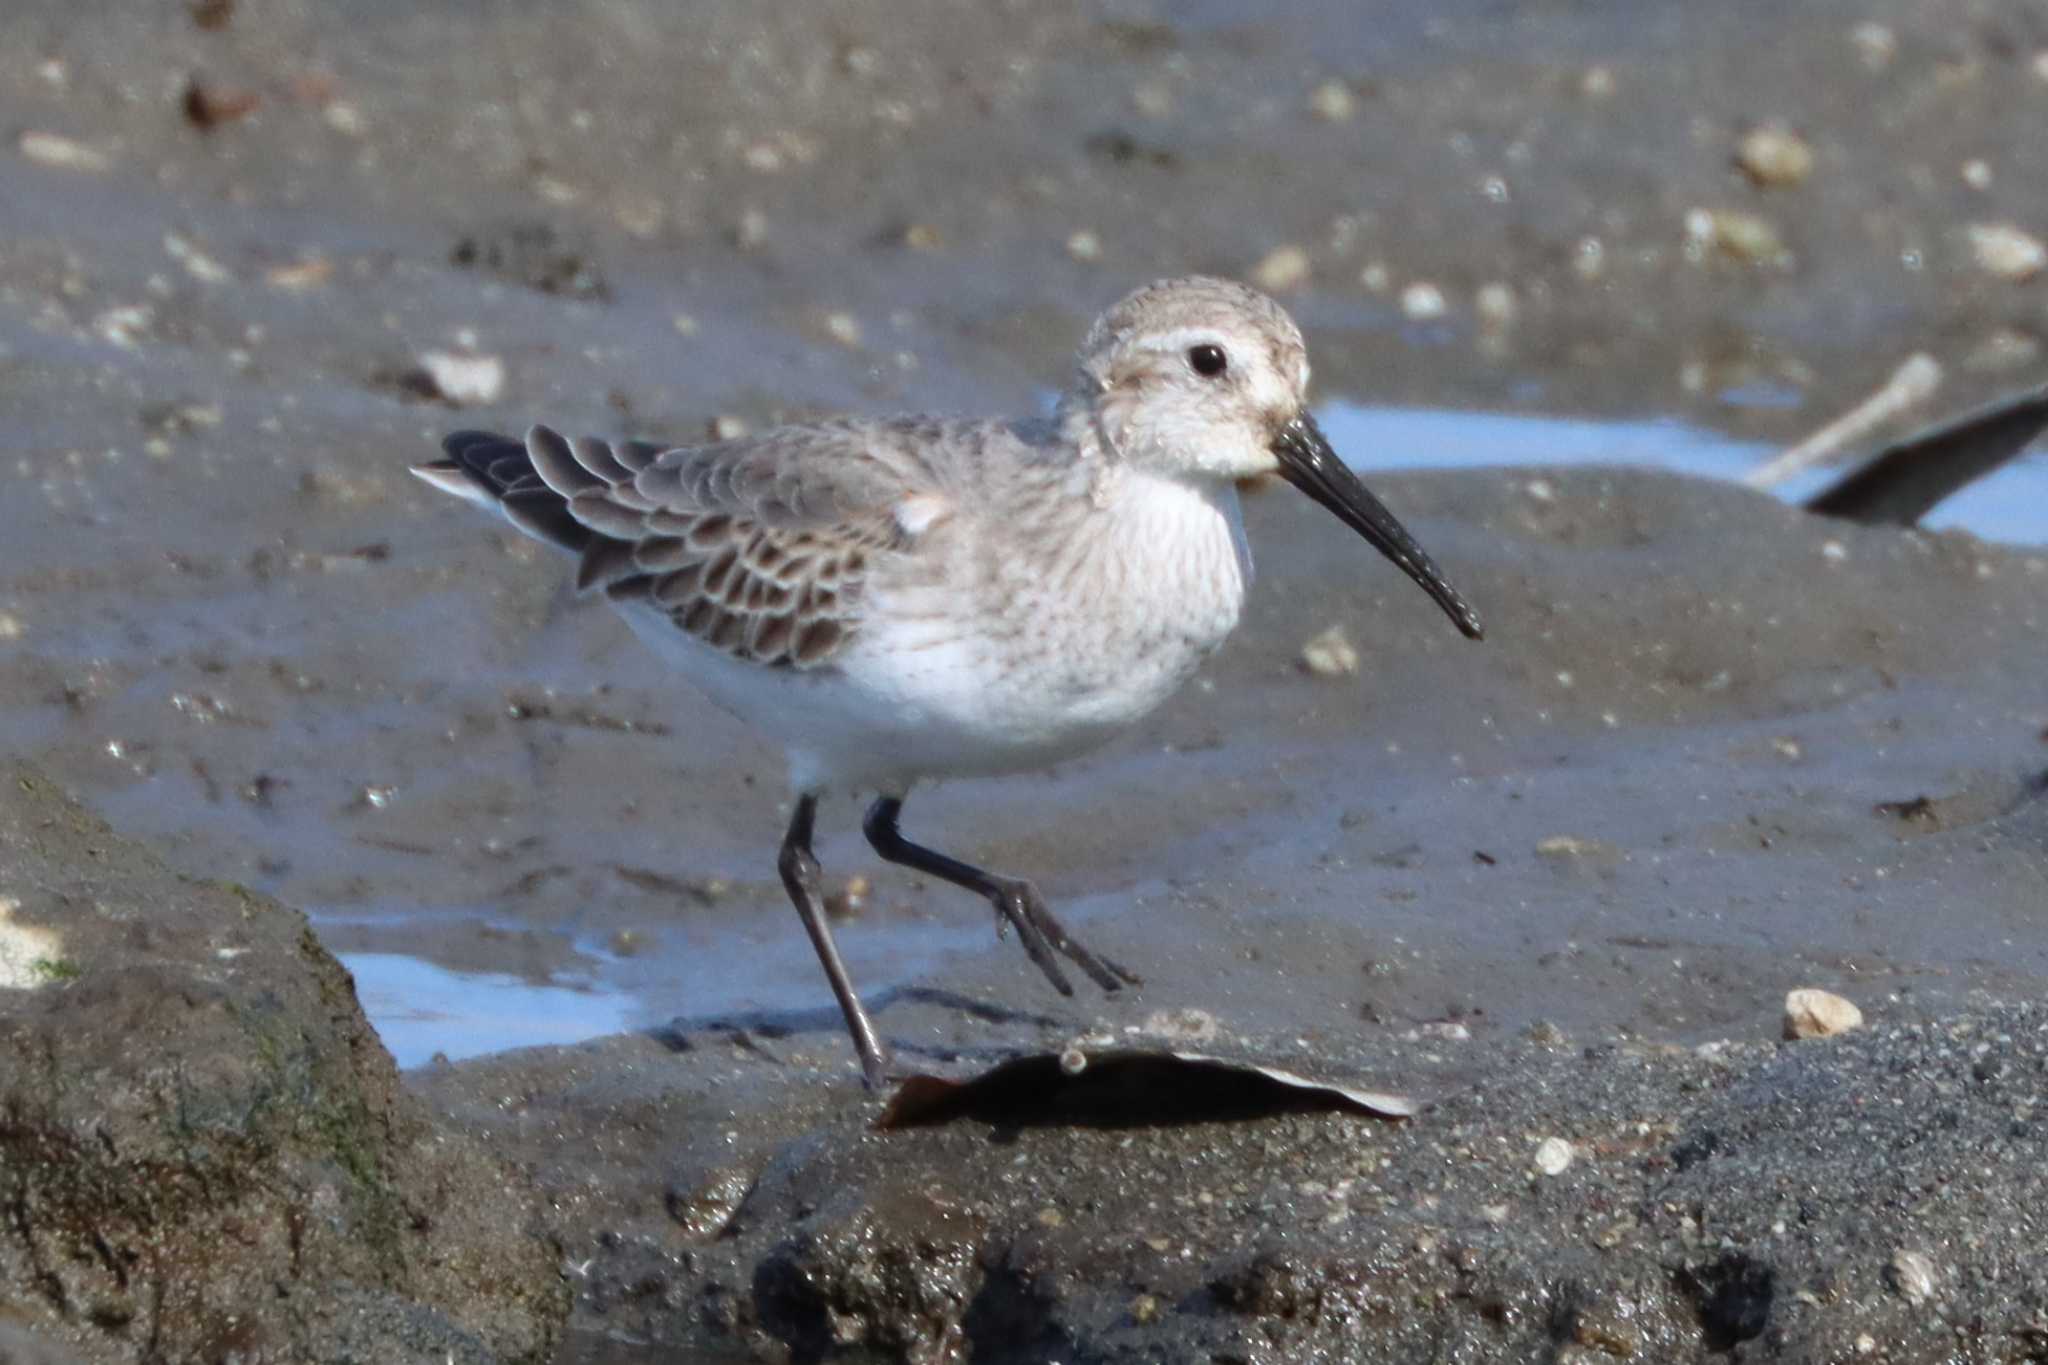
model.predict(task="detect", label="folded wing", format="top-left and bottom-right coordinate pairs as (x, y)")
top-left (415, 421), bottom-right (955, 669)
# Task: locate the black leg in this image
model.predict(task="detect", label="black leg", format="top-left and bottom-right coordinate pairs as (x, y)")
top-left (862, 796), bottom-right (1141, 994)
top-left (778, 794), bottom-right (891, 1090)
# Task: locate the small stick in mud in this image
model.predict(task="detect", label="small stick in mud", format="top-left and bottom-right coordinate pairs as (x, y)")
top-left (1744, 353), bottom-right (1942, 490)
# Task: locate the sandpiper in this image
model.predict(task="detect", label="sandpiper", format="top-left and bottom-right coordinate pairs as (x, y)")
top-left (413, 276), bottom-right (1482, 1088)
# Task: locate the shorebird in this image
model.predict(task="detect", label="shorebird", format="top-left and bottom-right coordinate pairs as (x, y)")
top-left (413, 276), bottom-right (1482, 1088)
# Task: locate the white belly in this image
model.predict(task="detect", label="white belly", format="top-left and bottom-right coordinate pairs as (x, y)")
top-left (617, 475), bottom-right (1251, 795)
top-left (822, 475), bottom-right (1251, 789)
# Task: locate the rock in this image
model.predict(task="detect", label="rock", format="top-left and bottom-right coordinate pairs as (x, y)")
top-left (1065, 229), bottom-right (1102, 263)
top-left (1967, 223), bottom-right (2046, 281)
top-left (1533, 1136), bottom-right (1576, 1175)
top-left (417, 350), bottom-right (507, 406)
top-left (1850, 22), bottom-right (1898, 69)
top-left (823, 312), bottom-right (863, 347)
top-left (1475, 282), bottom-right (1518, 330)
top-left (0, 765), bottom-right (567, 1362)
top-left (1299, 624), bottom-right (1359, 676)
top-left (1887, 1248), bottom-right (1937, 1304)
top-left (1734, 123), bottom-right (1814, 188)
top-left (1783, 987), bottom-right (1863, 1039)
top-left (1534, 834), bottom-right (1615, 861)
top-left (1684, 207), bottom-right (1790, 266)
top-left (667, 1163), bottom-right (762, 1242)
top-left (1400, 281), bottom-right (1447, 320)
top-left (16, 130), bottom-right (110, 173)
top-left (265, 255), bottom-right (334, 290)
top-left (1139, 1007), bottom-right (1219, 1043)
top-left (753, 1184), bottom-right (985, 1363)
top-left (1308, 79), bottom-right (1355, 122)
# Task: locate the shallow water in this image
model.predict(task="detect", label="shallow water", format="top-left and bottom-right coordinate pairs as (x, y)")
top-left (1326, 402), bottom-right (2048, 544)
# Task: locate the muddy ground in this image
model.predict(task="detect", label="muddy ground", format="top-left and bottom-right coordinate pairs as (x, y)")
top-left (2, 0), bottom-right (2046, 1361)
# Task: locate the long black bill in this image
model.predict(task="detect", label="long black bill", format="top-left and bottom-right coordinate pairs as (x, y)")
top-left (1271, 413), bottom-right (1484, 640)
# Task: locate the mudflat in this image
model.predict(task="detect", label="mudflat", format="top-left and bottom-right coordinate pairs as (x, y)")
top-left (2, 1), bottom-right (2044, 1360)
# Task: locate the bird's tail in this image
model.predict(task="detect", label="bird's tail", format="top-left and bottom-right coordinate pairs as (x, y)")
top-left (410, 428), bottom-right (594, 555)
top-left (411, 426), bottom-right (673, 561)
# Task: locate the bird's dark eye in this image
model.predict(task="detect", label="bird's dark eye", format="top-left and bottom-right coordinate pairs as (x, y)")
top-left (1187, 343), bottom-right (1228, 378)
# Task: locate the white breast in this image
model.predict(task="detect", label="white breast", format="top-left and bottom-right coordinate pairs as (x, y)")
top-left (830, 469), bottom-right (1250, 785)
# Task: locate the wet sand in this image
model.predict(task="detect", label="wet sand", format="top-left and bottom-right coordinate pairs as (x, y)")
top-left (3, 0), bottom-right (2046, 1359)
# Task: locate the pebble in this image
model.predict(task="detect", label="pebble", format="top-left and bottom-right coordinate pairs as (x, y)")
top-left (1299, 624), bottom-right (1359, 677)
top-left (0, 612), bottom-right (20, 641)
top-left (1252, 244), bottom-right (1312, 293)
top-left (1572, 1309), bottom-right (1640, 1357)
top-left (1573, 236), bottom-right (1606, 280)
top-left (265, 257), bottom-right (333, 291)
top-left (1887, 1248), bottom-right (1937, 1305)
top-left (1138, 1007), bottom-right (1218, 1043)
top-left (1400, 282), bottom-right (1447, 320)
top-left (1309, 79), bottom-right (1355, 122)
top-left (324, 102), bottom-right (367, 137)
top-left (1130, 1293), bottom-right (1161, 1324)
top-left (1578, 66), bottom-right (1616, 99)
top-left (183, 78), bottom-right (261, 132)
top-left (733, 208), bottom-right (769, 251)
top-left (1685, 208), bottom-right (1789, 266)
top-left (1960, 159), bottom-right (1993, 191)
top-left (1734, 123), bottom-right (1814, 188)
top-left (666, 1164), bottom-right (756, 1241)
top-left (1967, 223), bottom-right (2045, 281)
top-left (823, 312), bottom-right (862, 348)
top-left (1851, 22), bottom-right (1899, 70)
top-left (1783, 987), bottom-right (1862, 1039)
top-left (165, 233), bottom-right (231, 284)
top-left (18, 130), bottom-right (110, 173)
top-left (0, 897), bottom-right (66, 991)
top-left (1965, 327), bottom-right (2041, 371)
top-left (1409, 1021), bottom-right (1470, 1043)
top-left (1535, 834), bottom-right (1609, 859)
top-left (1066, 230), bottom-right (1102, 263)
top-left (1533, 1137), bottom-right (1575, 1175)
top-left (708, 414), bottom-right (750, 441)
top-left (1474, 282), bottom-right (1517, 329)
top-left (1131, 81), bottom-right (1174, 119)
top-left (824, 873), bottom-right (868, 920)
top-left (94, 305), bottom-right (154, 350)
top-left (417, 350), bottom-right (506, 407)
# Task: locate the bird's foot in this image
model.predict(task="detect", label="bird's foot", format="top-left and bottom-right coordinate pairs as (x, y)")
top-left (990, 880), bottom-right (1142, 994)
